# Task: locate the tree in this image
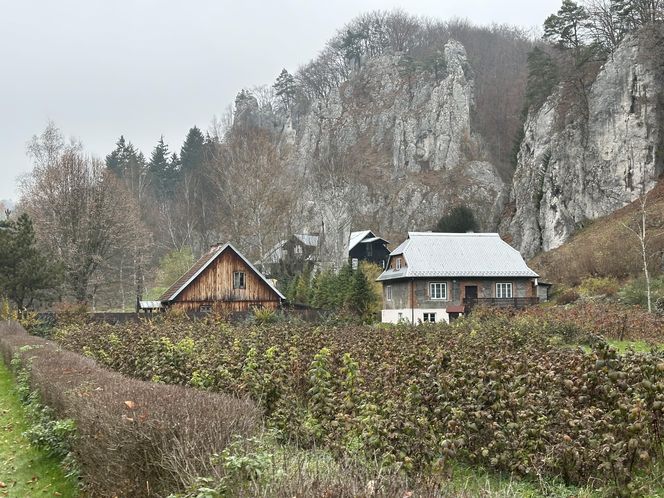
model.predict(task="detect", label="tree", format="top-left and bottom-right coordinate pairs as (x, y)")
top-left (105, 136), bottom-right (151, 205)
top-left (22, 124), bottom-right (146, 305)
top-left (544, 0), bottom-right (590, 49)
top-left (0, 213), bottom-right (63, 309)
top-left (433, 205), bottom-right (479, 233)
top-left (148, 136), bottom-right (178, 198)
top-left (524, 47), bottom-right (560, 111)
top-left (273, 69), bottom-right (297, 109)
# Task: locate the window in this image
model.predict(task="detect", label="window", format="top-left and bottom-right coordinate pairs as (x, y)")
top-left (429, 282), bottom-right (447, 300)
top-left (294, 245), bottom-right (303, 255)
top-left (423, 312), bottom-right (436, 323)
top-left (233, 271), bottom-right (246, 289)
top-left (199, 304), bottom-right (212, 313)
top-left (396, 257), bottom-right (402, 270)
top-left (366, 243), bottom-right (373, 257)
top-left (496, 282), bottom-right (513, 298)
top-left (386, 285), bottom-right (392, 301)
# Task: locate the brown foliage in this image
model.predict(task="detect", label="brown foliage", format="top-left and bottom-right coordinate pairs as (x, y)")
top-left (0, 321), bottom-right (259, 497)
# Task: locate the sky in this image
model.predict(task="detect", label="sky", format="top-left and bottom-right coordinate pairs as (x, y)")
top-left (0, 0), bottom-right (560, 202)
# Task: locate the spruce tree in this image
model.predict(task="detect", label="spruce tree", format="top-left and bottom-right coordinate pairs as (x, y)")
top-left (148, 136), bottom-right (178, 197)
top-left (0, 214), bottom-right (62, 309)
top-left (180, 126), bottom-right (206, 174)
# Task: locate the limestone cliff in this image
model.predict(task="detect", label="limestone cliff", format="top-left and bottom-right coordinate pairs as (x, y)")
top-left (281, 40), bottom-right (506, 265)
top-left (506, 28), bottom-right (664, 259)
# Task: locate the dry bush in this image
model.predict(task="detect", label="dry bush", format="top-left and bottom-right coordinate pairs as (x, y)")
top-left (0, 321), bottom-right (259, 497)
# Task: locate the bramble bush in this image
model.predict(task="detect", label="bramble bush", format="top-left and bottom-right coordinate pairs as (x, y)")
top-left (50, 310), bottom-right (664, 495)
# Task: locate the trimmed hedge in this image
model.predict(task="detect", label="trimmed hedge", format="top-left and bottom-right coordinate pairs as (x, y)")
top-left (49, 311), bottom-right (664, 495)
top-left (0, 320), bottom-right (259, 497)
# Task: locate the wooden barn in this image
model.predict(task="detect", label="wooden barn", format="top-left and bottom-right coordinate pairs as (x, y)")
top-left (159, 242), bottom-right (285, 312)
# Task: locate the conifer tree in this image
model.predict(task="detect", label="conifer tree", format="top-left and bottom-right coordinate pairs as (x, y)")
top-left (273, 69), bottom-right (297, 109)
top-left (180, 127), bottom-right (206, 174)
top-left (0, 213), bottom-right (62, 309)
top-left (544, 0), bottom-right (590, 49)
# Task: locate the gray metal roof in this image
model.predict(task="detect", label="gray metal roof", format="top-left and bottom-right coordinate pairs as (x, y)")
top-left (347, 230), bottom-right (389, 254)
top-left (377, 232), bottom-right (538, 281)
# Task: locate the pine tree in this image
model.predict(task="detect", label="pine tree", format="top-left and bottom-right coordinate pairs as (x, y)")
top-left (0, 214), bottom-right (62, 309)
top-left (544, 0), bottom-right (589, 49)
top-left (148, 136), bottom-right (178, 198)
top-left (434, 206), bottom-right (479, 233)
top-left (273, 69), bottom-right (297, 109)
top-left (105, 135), bottom-right (127, 175)
top-left (524, 47), bottom-right (559, 111)
top-left (180, 127), bottom-right (206, 174)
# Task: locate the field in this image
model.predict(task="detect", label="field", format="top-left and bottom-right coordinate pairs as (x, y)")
top-left (0, 360), bottom-right (78, 497)
top-left (35, 305), bottom-right (663, 497)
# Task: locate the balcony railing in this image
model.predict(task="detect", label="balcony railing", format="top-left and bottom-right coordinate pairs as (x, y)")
top-left (463, 297), bottom-right (540, 309)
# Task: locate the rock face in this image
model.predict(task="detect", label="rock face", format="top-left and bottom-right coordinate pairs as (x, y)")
top-left (282, 40), bottom-right (506, 266)
top-left (507, 29), bottom-right (664, 258)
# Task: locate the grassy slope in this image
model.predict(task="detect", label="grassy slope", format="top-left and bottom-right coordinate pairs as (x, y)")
top-left (529, 180), bottom-right (664, 285)
top-left (0, 361), bottom-right (77, 498)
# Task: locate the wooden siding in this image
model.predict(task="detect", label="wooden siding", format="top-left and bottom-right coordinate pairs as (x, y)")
top-left (170, 249), bottom-right (281, 312)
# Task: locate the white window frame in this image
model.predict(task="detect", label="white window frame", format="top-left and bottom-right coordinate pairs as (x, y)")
top-left (396, 257), bottom-right (402, 270)
top-left (386, 285), bottom-right (392, 301)
top-left (423, 312), bottom-right (436, 323)
top-left (496, 282), bottom-right (513, 298)
top-left (429, 282), bottom-right (447, 300)
top-left (294, 245), bottom-right (303, 255)
top-left (233, 271), bottom-right (246, 289)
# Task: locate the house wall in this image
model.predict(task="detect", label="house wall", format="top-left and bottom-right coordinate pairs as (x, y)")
top-left (170, 249), bottom-right (281, 312)
top-left (349, 242), bottom-right (390, 268)
top-left (381, 277), bottom-right (537, 324)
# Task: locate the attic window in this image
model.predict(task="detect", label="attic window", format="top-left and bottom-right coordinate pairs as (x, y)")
top-left (366, 243), bottom-right (373, 257)
top-left (396, 258), bottom-right (402, 270)
top-left (295, 245), bottom-right (303, 255)
top-left (233, 271), bottom-right (246, 289)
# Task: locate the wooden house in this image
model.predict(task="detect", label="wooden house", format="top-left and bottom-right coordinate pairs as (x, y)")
top-left (377, 232), bottom-right (540, 324)
top-left (347, 230), bottom-right (390, 269)
top-left (257, 233), bottom-right (320, 278)
top-left (159, 242), bottom-right (285, 312)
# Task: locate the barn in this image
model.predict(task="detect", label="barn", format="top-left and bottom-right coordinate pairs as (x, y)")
top-left (159, 242), bottom-right (285, 312)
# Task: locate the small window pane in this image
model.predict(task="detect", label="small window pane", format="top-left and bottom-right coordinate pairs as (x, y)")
top-left (386, 285), bottom-right (392, 301)
top-left (430, 282), bottom-right (447, 300)
top-left (233, 271), bottom-right (246, 289)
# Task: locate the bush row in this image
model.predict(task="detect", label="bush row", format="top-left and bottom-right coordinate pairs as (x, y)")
top-left (50, 311), bottom-right (664, 495)
top-left (0, 321), bottom-right (259, 497)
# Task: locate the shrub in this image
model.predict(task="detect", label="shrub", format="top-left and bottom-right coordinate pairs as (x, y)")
top-left (578, 276), bottom-right (619, 297)
top-left (619, 276), bottom-right (664, 308)
top-left (555, 287), bottom-right (580, 304)
top-left (0, 321), bottom-right (259, 497)
top-left (44, 313), bottom-right (664, 494)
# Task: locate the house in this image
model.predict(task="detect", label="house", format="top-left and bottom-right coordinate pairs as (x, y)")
top-left (377, 232), bottom-right (540, 324)
top-left (257, 234), bottom-right (320, 278)
top-left (159, 242), bottom-right (285, 312)
top-left (347, 230), bottom-right (390, 269)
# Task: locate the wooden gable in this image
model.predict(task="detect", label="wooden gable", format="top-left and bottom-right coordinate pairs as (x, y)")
top-left (163, 245), bottom-right (283, 312)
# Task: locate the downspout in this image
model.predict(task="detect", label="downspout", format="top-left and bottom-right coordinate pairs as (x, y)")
top-left (411, 277), bottom-right (415, 325)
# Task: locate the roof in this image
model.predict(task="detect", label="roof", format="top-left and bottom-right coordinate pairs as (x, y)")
top-left (139, 301), bottom-right (163, 309)
top-left (259, 234), bottom-right (319, 265)
top-left (377, 232), bottom-right (539, 281)
top-left (347, 230), bottom-right (389, 253)
top-left (160, 243), bottom-right (286, 302)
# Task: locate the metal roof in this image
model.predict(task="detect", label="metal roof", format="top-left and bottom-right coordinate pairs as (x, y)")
top-left (258, 234), bottom-right (319, 265)
top-left (160, 242), bottom-right (286, 302)
top-left (377, 232), bottom-right (538, 281)
top-left (347, 230), bottom-right (389, 253)
top-left (139, 301), bottom-right (163, 309)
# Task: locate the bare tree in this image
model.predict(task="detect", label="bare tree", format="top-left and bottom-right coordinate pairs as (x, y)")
top-left (21, 124), bottom-right (148, 306)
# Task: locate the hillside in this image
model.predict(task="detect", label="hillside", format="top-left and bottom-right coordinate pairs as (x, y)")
top-left (529, 179), bottom-right (664, 285)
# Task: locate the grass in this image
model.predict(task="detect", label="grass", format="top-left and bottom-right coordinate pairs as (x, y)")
top-left (0, 360), bottom-right (77, 498)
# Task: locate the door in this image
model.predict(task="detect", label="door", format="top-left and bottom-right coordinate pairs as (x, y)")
top-left (464, 285), bottom-right (478, 303)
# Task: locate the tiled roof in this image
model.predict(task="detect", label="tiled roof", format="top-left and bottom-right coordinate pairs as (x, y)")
top-left (160, 243), bottom-right (286, 302)
top-left (377, 232), bottom-right (538, 281)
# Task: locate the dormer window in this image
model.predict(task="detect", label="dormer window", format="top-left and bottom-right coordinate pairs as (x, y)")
top-left (396, 257), bottom-right (402, 270)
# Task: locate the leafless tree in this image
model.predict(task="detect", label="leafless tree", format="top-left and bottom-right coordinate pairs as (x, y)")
top-left (21, 124), bottom-right (148, 306)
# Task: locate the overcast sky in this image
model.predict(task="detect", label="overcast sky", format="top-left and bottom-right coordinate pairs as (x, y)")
top-left (0, 0), bottom-right (560, 202)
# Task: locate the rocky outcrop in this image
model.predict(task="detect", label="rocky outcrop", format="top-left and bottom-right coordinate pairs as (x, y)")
top-left (281, 40), bottom-right (506, 265)
top-left (507, 28), bottom-right (664, 258)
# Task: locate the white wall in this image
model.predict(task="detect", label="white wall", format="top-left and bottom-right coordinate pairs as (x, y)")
top-left (382, 308), bottom-right (452, 324)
